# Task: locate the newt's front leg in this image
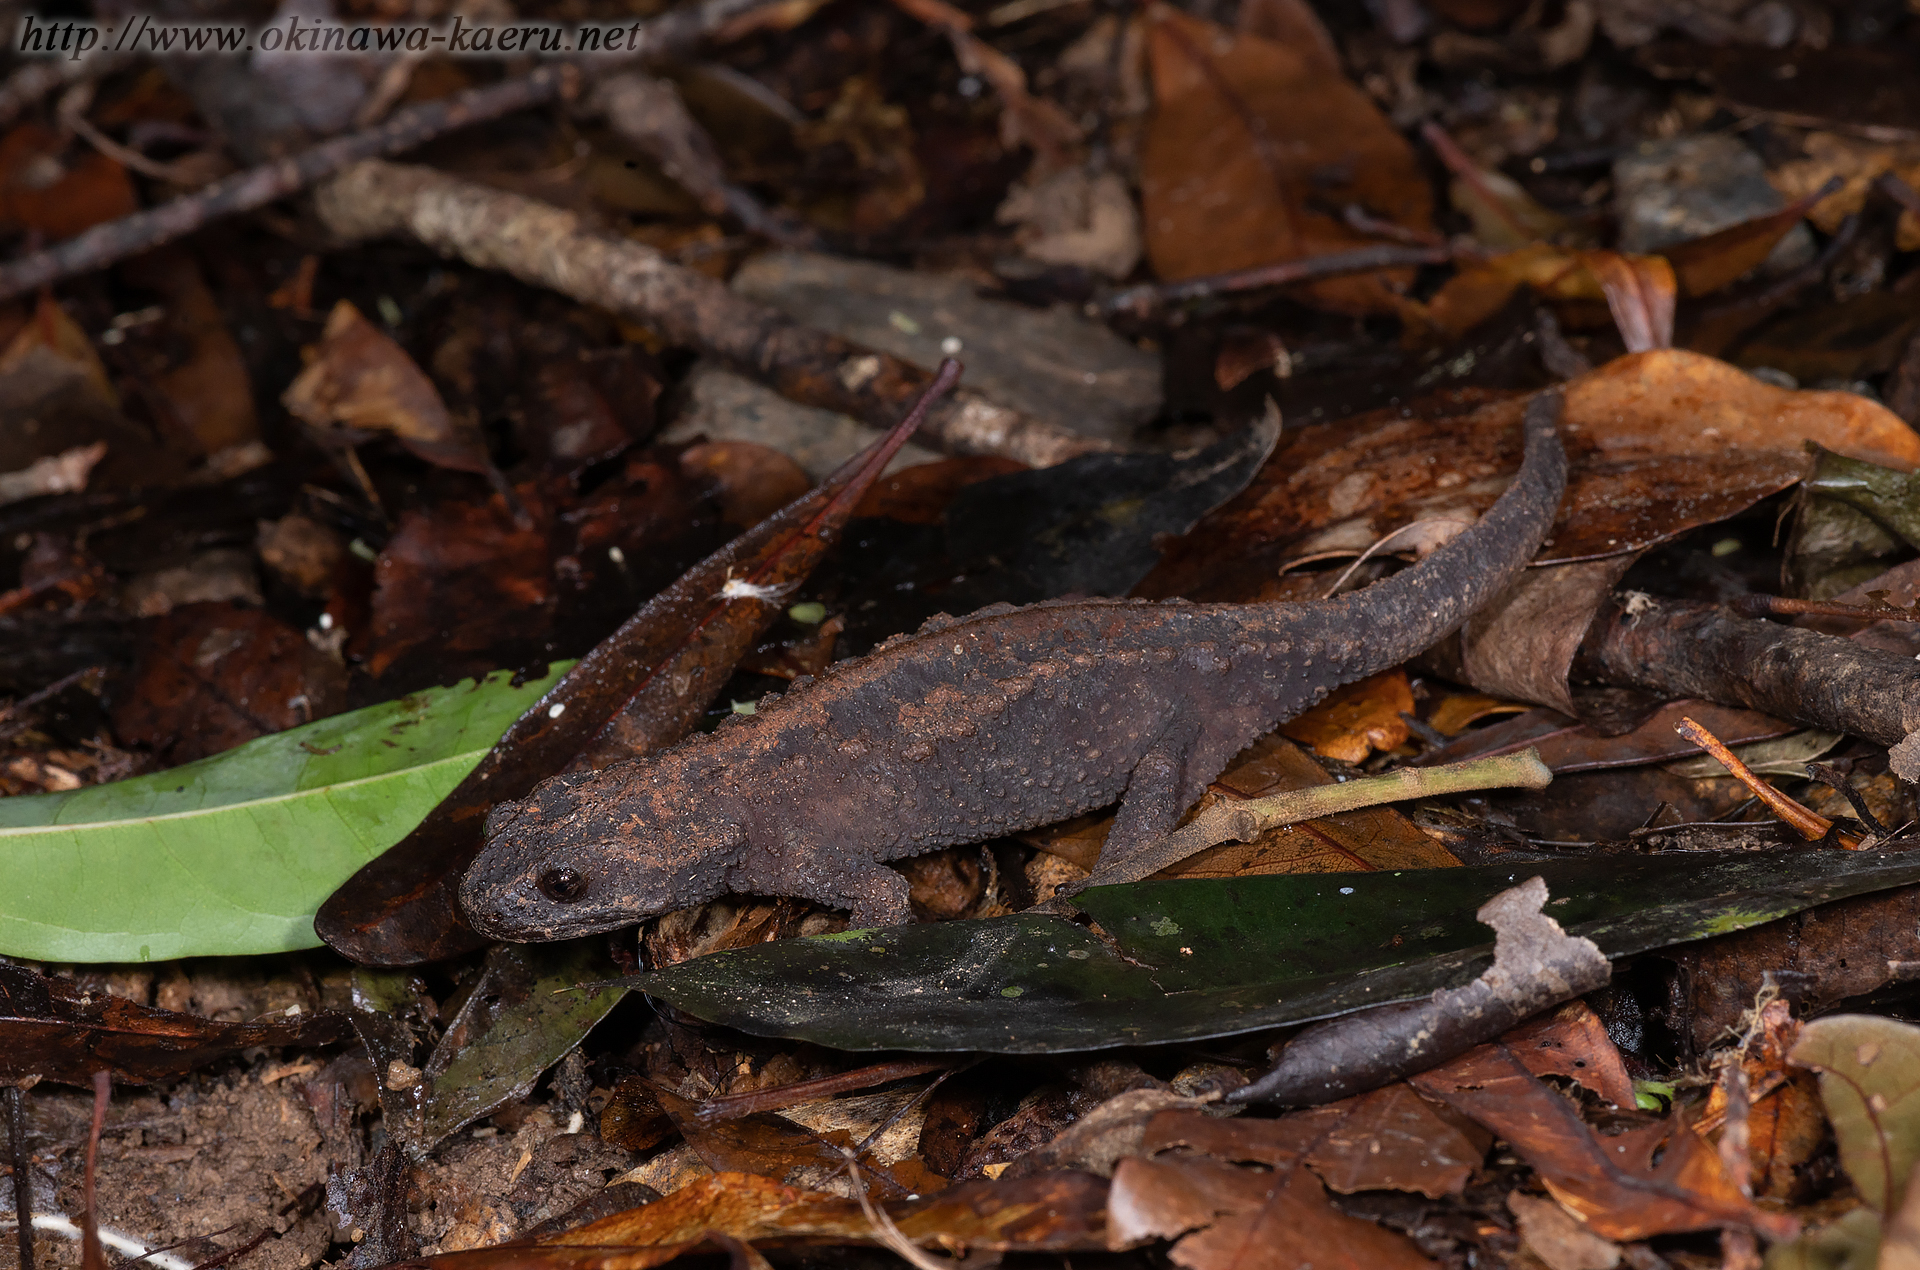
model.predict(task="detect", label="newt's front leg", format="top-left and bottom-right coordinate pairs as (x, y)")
top-left (812, 859), bottom-right (915, 929)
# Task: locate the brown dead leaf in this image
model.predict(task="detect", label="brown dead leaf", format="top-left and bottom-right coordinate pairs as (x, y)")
top-left (117, 250), bottom-right (259, 457)
top-left (794, 78), bottom-right (925, 235)
top-left (1278, 669), bottom-right (1413, 764)
top-left (1696, 1000), bottom-right (1826, 1201)
top-left (850, 456), bottom-right (1027, 525)
top-left (1769, 132), bottom-right (1920, 252)
top-left (284, 300), bottom-right (489, 473)
top-left (395, 1169), bottom-right (1108, 1266)
top-left (1502, 1001), bottom-right (1638, 1109)
top-left (1141, 350), bottom-right (1920, 604)
top-left (1284, 1085), bottom-right (1483, 1198)
top-left (1410, 1044), bottom-right (1782, 1242)
top-left (112, 602), bottom-right (349, 765)
top-left (1108, 1154), bottom-right (1436, 1268)
top-left (599, 1076), bottom-right (675, 1154)
top-left (1581, 251), bottom-right (1676, 353)
top-left (1427, 692), bottom-right (1531, 736)
top-left (365, 484), bottom-right (553, 680)
top-left (1423, 121), bottom-right (1574, 250)
top-left (0, 122), bottom-right (137, 240)
top-left (1213, 328), bottom-right (1292, 392)
top-left (1233, 0), bottom-right (1340, 75)
top-left (1662, 886), bottom-right (1920, 1058)
top-left (523, 349), bottom-right (660, 478)
top-left (1135, 1092), bottom-right (1481, 1201)
top-left (2, 292), bottom-right (117, 407)
top-left (1508, 1190), bottom-right (1622, 1270)
top-left (1139, 5), bottom-right (1433, 315)
top-left (1416, 188), bottom-right (1811, 342)
top-left (678, 441), bottom-right (811, 530)
top-left (887, 0), bottom-right (1081, 169)
top-left (651, 1083), bottom-right (946, 1199)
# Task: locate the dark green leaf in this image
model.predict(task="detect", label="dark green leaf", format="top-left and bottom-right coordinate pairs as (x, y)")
top-left (631, 848), bottom-right (1920, 1053)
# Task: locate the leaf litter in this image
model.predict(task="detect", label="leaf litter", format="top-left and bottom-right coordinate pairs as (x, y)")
top-left (10, 4), bottom-right (1920, 1269)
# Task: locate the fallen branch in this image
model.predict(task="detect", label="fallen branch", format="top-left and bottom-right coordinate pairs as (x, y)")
top-left (1085, 748), bottom-right (1552, 886)
top-left (1673, 715), bottom-right (1862, 848)
top-left (590, 72), bottom-right (816, 248)
top-left (313, 159), bottom-right (1105, 465)
top-left (1099, 243), bottom-right (1452, 319)
top-left (1575, 595), bottom-right (1920, 779)
top-left (0, 54), bottom-right (129, 133)
top-left (0, 0), bottom-right (781, 303)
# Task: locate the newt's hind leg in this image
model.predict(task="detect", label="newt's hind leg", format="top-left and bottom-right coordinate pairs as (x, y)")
top-left (1090, 722), bottom-right (1209, 883)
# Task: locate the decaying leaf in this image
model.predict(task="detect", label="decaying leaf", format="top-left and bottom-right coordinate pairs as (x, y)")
top-left (1143, 350), bottom-right (1920, 606)
top-left (1789, 1015), bottom-right (1920, 1213)
top-left (1277, 670), bottom-right (1413, 764)
top-left (385, 1170), bottom-right (1109, 1268)
top-left (1109, 1106), bottom-right (1445, 1268)
top-left (284, 299), bottom-right (491, 474)
top-left (1411, 1043), bottom-right (1784, 1241)
top-left (0, 962), bottom-right (351, 1086)
top-left (1138, 5), bottom-right (1433, 315)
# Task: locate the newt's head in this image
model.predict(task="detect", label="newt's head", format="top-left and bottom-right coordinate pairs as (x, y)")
top-left (459, 760), bottom-right (740, 941)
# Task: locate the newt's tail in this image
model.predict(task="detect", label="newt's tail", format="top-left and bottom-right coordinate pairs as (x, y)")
top-left (1298, 388), bottom-right (1568, 678)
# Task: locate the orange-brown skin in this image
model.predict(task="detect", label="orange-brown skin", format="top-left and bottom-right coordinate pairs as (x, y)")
top-left (461, 395), bottom-right (1567, 938)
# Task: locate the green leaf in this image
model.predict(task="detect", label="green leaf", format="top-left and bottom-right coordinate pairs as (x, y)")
top-left (632, 849), bottom-right (1920, 1054)
top-left (1790, 1015), bottom-right (1920, 1213)
top-left (0, 664), bottom-right (568, 963)
top-left (414, 939), bottom-right (625, 1150)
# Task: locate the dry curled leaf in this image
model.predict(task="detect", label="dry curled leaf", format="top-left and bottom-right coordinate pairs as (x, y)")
top-left (284, 299), bottom-right (490, 474)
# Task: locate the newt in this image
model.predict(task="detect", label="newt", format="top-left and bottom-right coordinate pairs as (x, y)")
top-left (461, 390), bottom-right (1567, 937)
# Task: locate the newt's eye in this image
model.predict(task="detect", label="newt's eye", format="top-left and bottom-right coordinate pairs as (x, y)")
top-left (538, 867), bottom-right (588, 903)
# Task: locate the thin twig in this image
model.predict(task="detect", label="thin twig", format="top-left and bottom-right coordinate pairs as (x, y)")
top-left (0, 664), bottom-right (101, 727)
top-left (1877, 171), bottom-right (1920, 219)
top-left (1100, 243), bottom-right (1450, 318)
top-left (590, 72), bottom-right (816, 247)
top-left (1730, 593), bottom-right (1920, 623)
top-left (839, 1152), bottom-right (958, 1270)
top-left (815, 1059), bottom-right (982, 1190)
top-left (7, 1085), bottom-right (30, 1270)
top-left (0, 0), bottom-right (785, 302)
top-left (0, 69), bottom-right (573, 302)
top-left (80, 1073), bottom-right (107, 1270)
top-left (695, 1059), bottom-right (948, 1121)
top-left (1085, 749), bottom-right (1554, 886)
top-left (0, 55), bottom-right (130, 133)
top-left (1319, 517), bottom-right (1475, 600)
top-left (1672, 716), bottom-right (1858, 848)
top-left (0, 1215), bottom-right (193, 1270)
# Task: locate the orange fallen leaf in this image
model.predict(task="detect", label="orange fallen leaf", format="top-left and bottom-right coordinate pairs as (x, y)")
top-left (1278, 669), bottom-right (1413, 764)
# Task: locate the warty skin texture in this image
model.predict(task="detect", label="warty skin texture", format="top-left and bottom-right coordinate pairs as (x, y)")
top-left (461, 393), bottom-right (1568, 938)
